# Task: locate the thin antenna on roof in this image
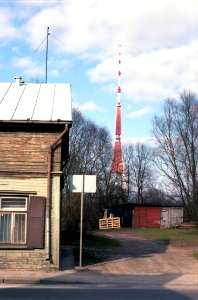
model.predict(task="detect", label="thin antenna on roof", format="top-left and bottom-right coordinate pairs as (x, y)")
top-left (45, 27), bottom-right (50, 84)
top-left (35, 27), bottom-right (67, 83)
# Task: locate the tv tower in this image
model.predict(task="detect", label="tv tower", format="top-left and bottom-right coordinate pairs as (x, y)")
top-left (110, 44), bottom-right (124, 176)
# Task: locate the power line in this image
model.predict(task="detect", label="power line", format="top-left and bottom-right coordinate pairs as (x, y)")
top-left (50, 33), bottom-right (66, 46)
top-left (34, 36), bottom-right (47, 53)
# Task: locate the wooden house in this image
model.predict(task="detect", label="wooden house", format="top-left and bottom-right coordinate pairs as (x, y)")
top-left (0, 76), bottom-right (72, 270)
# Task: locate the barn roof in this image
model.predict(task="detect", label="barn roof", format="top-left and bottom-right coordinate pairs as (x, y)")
top-left (0, 76), bottom-right (72, 124)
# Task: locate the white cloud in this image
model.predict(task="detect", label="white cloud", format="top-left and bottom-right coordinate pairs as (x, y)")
top-left (123, 136), bottom-right (156, 145)
top-left (13, 56), bottom-right (32, 68)
top-left (2, 0), bottom-right (198, 105)
top-left (0, 8), bottom-right (16, 41)
top-left (73, 101), bottom-right (104, 112)
top-left (12, 56), bottom-right (44, 77)
top-left (12, 0), bottom-right (198, 58)
top-left (50, 69), bottom-right (59, 77)
top-left (126, 106), bottom-right (153, 119)
top-left (5, 0), bottom-right (198, 94)
top-left (88, 42), bottom-right (198, 102)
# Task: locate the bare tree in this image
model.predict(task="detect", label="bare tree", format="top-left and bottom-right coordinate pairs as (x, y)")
top-left (64, 109), bottom-right (112, 176)
top-left (153, 90), bottom-right (198, 221)
top-left (62, 109), bottom-right (115, 236)
top-left (124, 143), bottom-right (155, 203)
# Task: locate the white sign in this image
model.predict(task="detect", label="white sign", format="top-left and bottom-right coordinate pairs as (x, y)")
top-left (69, 175), bottom-right (96, 267)
top-left (69, 175), bottom-right (96, 193)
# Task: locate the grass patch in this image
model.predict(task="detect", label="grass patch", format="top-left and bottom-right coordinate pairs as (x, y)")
top-left (96, 227), bottom-right (198, 248)
top-left (133, 228), bottom-right (198, 247)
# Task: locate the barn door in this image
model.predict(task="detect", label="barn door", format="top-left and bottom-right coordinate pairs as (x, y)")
top-left (161, 208), bottom-right (169, 228)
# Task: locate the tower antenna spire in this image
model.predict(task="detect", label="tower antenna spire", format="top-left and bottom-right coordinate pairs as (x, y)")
top-left (110, 44), bottom-right (124, 176)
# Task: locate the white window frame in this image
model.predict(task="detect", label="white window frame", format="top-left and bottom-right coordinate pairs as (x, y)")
top-left (0, 196), bottom-right (28, 244)
top-left (12, 213), bottom-right (27, 244)
top-left (0, 196), bottom-right (27, 211)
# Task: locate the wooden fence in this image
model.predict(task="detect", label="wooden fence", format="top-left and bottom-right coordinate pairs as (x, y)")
top-left (99, 217), bottom-right (120, 230)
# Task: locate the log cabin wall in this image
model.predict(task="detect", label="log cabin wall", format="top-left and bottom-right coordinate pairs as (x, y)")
top-left (0, 124), bottom-right (65, 178)
top-left (0, 123), bottom-right (69, 270)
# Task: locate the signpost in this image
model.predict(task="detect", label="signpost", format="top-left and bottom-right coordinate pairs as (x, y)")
top-left (69, 175), bottom-right (96, 267)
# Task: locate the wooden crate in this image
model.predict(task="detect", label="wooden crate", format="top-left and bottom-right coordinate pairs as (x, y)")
top-left (99, 217), bottom-right (120, 230)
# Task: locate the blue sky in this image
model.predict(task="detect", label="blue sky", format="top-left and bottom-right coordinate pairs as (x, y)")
top-left (1, 0), bottom-right (198, 143)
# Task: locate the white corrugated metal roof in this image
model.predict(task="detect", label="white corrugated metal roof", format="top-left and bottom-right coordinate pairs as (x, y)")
top-left (0, 80), bottom-right (72, 123)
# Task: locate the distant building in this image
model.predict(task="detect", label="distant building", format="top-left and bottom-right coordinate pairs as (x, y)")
top-left (103, 203), bottom-right (183, 229)
top-left (0, 76), bottom-right (72, 270)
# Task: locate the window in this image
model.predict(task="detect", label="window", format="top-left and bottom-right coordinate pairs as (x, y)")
top-left (0, 196), bottom-right (45, 248)
top-left (0, 197), bottom-right (27, 244)
top-left (0, 198), bottom-right (26, 210)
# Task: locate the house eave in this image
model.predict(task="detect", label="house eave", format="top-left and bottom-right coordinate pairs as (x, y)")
top-left (0, 120), bottom-right (72, 125)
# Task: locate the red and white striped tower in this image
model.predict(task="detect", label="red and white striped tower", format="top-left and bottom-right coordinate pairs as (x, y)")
top-left (110, 44), bottom-right (124, 176)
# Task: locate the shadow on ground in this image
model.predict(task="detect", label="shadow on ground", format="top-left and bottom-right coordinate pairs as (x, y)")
top-left (61, 233), bottom-right (170, 268)
top-left (38, 270), bottom-right (197, 300)
top-left (0, 274), bottom-right (196, 300)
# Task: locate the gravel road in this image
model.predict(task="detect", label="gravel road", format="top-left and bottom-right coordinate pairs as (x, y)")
top-left (85, 231), bottom-right (198, 276)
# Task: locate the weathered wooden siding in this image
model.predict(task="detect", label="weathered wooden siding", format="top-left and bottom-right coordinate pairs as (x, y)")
top-left (0, 131), bottom-right (62, 176)
top-left (0, 178), bottom-right (47, 195)
top-left (0, 176), bottom-right (61, 270)
top-left (0, 124), bottom-right (69, 270)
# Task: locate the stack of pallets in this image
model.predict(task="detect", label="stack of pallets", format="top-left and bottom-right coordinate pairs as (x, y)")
top-left (99, 217), bottom-right (120, 230)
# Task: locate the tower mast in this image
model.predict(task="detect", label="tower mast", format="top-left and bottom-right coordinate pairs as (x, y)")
top-left (45, 26), bottom-right (50, 84)
top-left (110, 44), bottom-right (124, 176)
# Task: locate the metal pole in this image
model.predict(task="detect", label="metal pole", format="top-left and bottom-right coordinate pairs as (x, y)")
top-left (79, 175), bottom-right (84, 267)
top-left (45, 27), bottom-right (50, 84)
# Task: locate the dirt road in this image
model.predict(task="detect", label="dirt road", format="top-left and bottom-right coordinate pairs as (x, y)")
top-left (85, 231), bottom-right (198, 276)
